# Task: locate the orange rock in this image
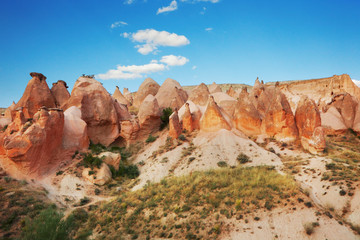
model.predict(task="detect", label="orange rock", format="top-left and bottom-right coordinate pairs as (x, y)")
top-left (137, 95), bottom-right (162, 139)
top-left (208, 82), bottom-right (222, 93)
top-left (3, 107), bottom-right (64, 175)
top-left (133, 78), bottom-right (160, 108)
top-left (181, 103), bottom-right (194, 132)
top-left (119, 119), bottom-right (140, 144)
top-left (233, 88), bottom-right (262, 136)
top-left (226, 86), bottom-right (238, 98)
top-left (114, 101), bottom-right (132, 121)
top-left (301, 126), bottom-right (326, 154)
top-left (63, 106), bottom-right (89, 150)
top-left (155, 78), bottom-right (188, 110)
top-left (4, 102), bottom-right (15, 120)
top-left (51, 80), bottom-right (70, 107)
top-left (169, 109), bottom-right (182, 139)
top-left (188, 83), bottom-right (210, 106)
top-left (62, 77), bottom-right (120, 146)
top-left (211, 92), bottom-right (237, 117)
top-left (15, 72), bottom-right (56, 118)
top-left (200, 96), bottom-right (231, 132)
top-left (261, 87), bottom-right (298, 142)
top-left (113, 86), bottom-right (130, 107)
top-left (123, 88), bottom-right (133, 105)
top-left (295, 96), bottom-right (321, 139)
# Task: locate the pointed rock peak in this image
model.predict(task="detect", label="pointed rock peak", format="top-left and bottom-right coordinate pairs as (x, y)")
top-left (30, 72), bottom-right (46, 82)
top-left (123, 88), bottom-right (130, 94)
top-left (261, 80), bottom-right (264, 84)
top-left (200, 95), bottom-right (231, 132)
top-left (275, 81), bottom-right (280, 87)
top-left (185, 102), bottom-right (190, 111)
top-left (209, 82), bottom-right (222, 94)
top-left (52, 80), bottom-right (68, 88)
top-left (241, 87), bottom-right (248, 94)
top-left (169, 109), bottom-right (182, 139)
top-left (255, 77), bottom-right (260, 85)
top-left (116, 86), bottom-right (119, 89)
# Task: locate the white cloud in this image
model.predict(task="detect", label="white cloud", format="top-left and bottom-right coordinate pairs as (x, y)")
top-left (157, 0), bottom-right (178, 14)
top-left (124, 0), bottom-right (134, 4)
top-left (97, 61), bottom-right (165, 80)
top-left (97, 55), bottom-right (189, 80)
top-left (181, 0), bottom-right (219, 3)
top-left (352, 79), bottom-right (360, 87)
top-left (160, 55), bottom-right (189, 66)
top-left (124, 29), bottom-right (190, 55)
top-left (205, 27), bottom-right (213, 32)
top-left (200, 7), bottom-right (206, 14)
top-left (111, 21), bottom-right (128, 29)
top-left (192, 65), bottom-right (197, 70)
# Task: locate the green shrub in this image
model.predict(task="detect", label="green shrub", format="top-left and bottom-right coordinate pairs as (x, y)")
top-left (115, 162), bottom-right (140, 179)
top-left (81, 153), bottom-right (103, 169)
top-left (146, 135), bottom-right (157, 143)
top-left (21, 206), bottom-right (74, 240)
top-left (1, 124), bottom-right (8, 132)
top-left (160, 107), bottom-right (173, 130)
top-left (89, 141), bottom-right (106, 155)
top-left (237, 153), bottom-right (250, 164)
top-left (178, 134), bottom-right (186, 141)
top-left (217, 161), bottom-right (228, 167)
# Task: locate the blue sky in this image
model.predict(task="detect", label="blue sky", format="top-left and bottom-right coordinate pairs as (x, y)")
top-left (0, 0), bottom-right (360, 107)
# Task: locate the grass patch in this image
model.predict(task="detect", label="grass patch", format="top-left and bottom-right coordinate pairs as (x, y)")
top-left (81, 166), bottom-right (299, 239)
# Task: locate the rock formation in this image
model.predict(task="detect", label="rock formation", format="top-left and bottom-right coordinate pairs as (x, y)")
top-left (188, 83), bottom-right (210, 106)
top-left (137, 95), bottom-right (162, 138)
top-left (3, 107), bottom-right (64, 175)
top-left (208, 82), bottom-right (222, 94)
top-left (51, 80), bottom-right (70, 107)
top-left (119, 119), bottom-right (140, 144)
top-left (178, 101), bottom-right (202, 131)
top-left (181, 103), bottom-right (194, 132)
top-left (169, 109), bottom-right (182, 139)
top-left (4, 102), bottom-right (16, 120)
top-left (113, 86), bottom-right (130, 107)
top-left (226, 86), bottom-right (238, 99)
top-left (200, 96), bottom-right (231, 132)
top-left (123, 88), bottom-right (133, 105)
top-left (62, 106), bottom-right (89, 150)
top-left (155, 78), bottom-right (188, 110)
top-left (133, 78), bottom-right (160, 108)
top-left (15, 72), bottom-right (56, 118)
top-left (321, 106), bottom-right (347, 132)
top-left (82, 163), bottom-right (112, 186)
top-left (98, 152), bottom-right (121, 171)
top-left (62, 77), bottom-right (120, 146)
top-left (233, 88), bottom-right (262, 136)
top-left (211, 92), bottom-right (237, 117)
top-left (295, 96), bottom-right (325, 153)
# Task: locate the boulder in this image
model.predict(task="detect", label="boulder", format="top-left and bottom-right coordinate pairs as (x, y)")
top-left (200, 96), bottom-right (231, 132)
top-left (188, 83), bottom-right (210, 106)
top-left (169, 109), bottom-right (182, 139)
top-left (63, 106), bottom-right (89, 150)
top-left (98, 152), bottom-right (121, 171)
top-left (211, 92), bottom-right (237, 117)
top-left (301, 127), bottom-right (326, 155)
top-left (233, 88), bottom-right (262, 136)
top-left (51, 80), bottom-right (70, 107)
top-left (133, 78), bottom-right (160, 108)
top-left (113, 86), bottom-right (130, 106)
top-left (137, 95), bottom-right (162, 138)
top-left (82, 163), bottom-right (112, 186)
top-left (62, 77), bottom-right (119, 146)
top-left (3, 107), bottom-right (64, 175)
top-left (155, 78), bottom-right (188, 110)
top-left (208, 82), bottom-right (222, 94)
top-left (15, 72), bottom-right (56, 118)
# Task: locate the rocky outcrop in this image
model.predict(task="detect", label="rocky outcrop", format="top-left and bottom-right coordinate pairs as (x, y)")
top-left (233, 88), bottom-right (262, 136)
top-left (133, 78), bottom-right (160, 108)
top-left (226, 86), bottom-right (238, 99)
top-left (295, 96), bottom-right (324, 154)
top-left (155, 78), bottom-right (188, 110)
top-left (137, 95), bottom-right (162, 138)
top-left (260, 86), bottom-right (298, 142)
top-left (119, 119), bottom-right (140, 144)
top-left (321, 106), bottom-right (347, 132)
top-left (82, 163), bottom-right (112, 186)
top-left (62, 106), bottom-right (89, 150)
top-left (181, 103), bottom-right (194, 132)
top-left (51, 80), bottom-right (70, 107)
top-left (4, 102), bottom-right (16, 120)
top-left (123, 88), bottom-right (133, 105)
top-left (114, 101), bottom-right (132, 121)
top-left (113, 86), bottom-right (130, 106)
top-left (3, 107), bottom-right (64, 175)
top-left (200, 96), bottom-right (231, 132)
top-left (211, 92), bottom-right (237, 117)
top-left (169, 109), bottom-right (182, 139)
top-left (178, 101), bottom-right (202, 131)
top-left (188, 83), bottom-right (210, 106)
top-left (62, 77), bottom-right (119, 146)
top-left (208, 82), bottom-right (222, 94)
top-left (98, 152), bottom-right (121, 171)
top-left (15, 72), bottom-right (56, 118)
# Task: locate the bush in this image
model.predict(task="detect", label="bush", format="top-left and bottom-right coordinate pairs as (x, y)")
top-left (81, 153), bottom-right (103, 169)
top-left (115, 162), bottom-right (140, 179)
top-left (146, 135), bottom-right (157, 143)
top-left (160, 107), bottom-right (173, 130)
top-left (237, 153), bottom-right (250, 164)
top-left (217, 161), bottom-right (228, 168)
top-left (89, 142), bottom-right (106, 155)
top-left (21, 206), bottom-right (74, 240)
top-left (178, 134), bottom-right (186, 141)
top-left (303, 222), bottom-right (319, 235)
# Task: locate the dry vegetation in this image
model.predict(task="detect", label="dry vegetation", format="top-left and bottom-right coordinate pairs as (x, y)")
top-left (77, 166), bottom-right (299, 239)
